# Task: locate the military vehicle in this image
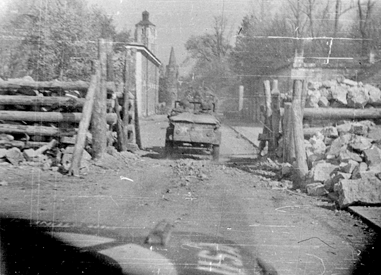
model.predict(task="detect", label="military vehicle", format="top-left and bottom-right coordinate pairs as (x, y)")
top-left (165, 99), bottom-right (221, 161)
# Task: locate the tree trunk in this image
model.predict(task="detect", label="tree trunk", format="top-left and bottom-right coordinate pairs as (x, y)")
top-left (0, 124), bottom-right (76, 136)
top-left (271, 80), bottom-right (280, 150)
top-left (291, 79), bottom-right (308, 186)
top-left (303, 107), bottom-right (381, 120)
top-left (0, 79), bottom-right (117, 92)
top-left (0, 96), bottom-right (113, 108)
top-left (69, 72), bottom-right (98, 176)
top-left (0, 111), bottom-right (116, 124)
top-left (91, 39), bottom-right (108, 160)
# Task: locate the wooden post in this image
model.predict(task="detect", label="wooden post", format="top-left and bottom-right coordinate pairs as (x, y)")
top-left (282, 103), bottom-right (289, 162)
top-left (106, 42), bottom-right (114, 82)
top-left (91, 39), bottom-right (108, 160)
top-left (69, 71), bottom-right (98, 176)
top-left (282, 103), bottom-right (295, 163)
top-left (258, 81), bottom-right (272, 155)
top-left (238, 85), bottom-right (244, 113)
top-left (264, 80), bottom-right (273, 152)
top-left (255, 92), bottom-right (261, 122)
top-left (301, 78), bottom-right (308, 113)
top-left (271, 80), bottom-right (280, 150)
top-left (291, 79), bottom-right (308, 185)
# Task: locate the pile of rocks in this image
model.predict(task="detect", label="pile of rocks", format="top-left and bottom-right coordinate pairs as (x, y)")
top-left (305, 78), bottom-right (381, 109)
top-left (302, 120), bottom-right (381, 208)
top-left (0, 136), bottom-right (92, 174)
top-left (171, 159), bottom-right (211, 186)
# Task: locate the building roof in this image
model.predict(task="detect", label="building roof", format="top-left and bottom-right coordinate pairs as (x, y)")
top-left (125, 43), bottom-right (161, 67)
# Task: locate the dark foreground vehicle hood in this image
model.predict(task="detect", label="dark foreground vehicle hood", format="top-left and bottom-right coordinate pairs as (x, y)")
top-left (0, 217), bottom-right (274, 275)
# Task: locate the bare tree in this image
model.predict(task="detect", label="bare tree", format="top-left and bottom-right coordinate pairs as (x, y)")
top-left (285, 0), bottom-right (309, 53)
top-left (184, 16), bottom-right (234, 95)
top-left (357, 0), bottom-right (376, 55)
top-left (302, 0), bottom-right (318, 37)
top-left (333, 0), bottom-right (355, 38)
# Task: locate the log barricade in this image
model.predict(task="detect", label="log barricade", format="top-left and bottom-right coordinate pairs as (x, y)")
top-left (0, 39), bottom-right (140, 175)
top-left (0, 79), bottom-right (118, 151)
top-left (258, 75), bottom-right (381, 192)
top-left (258, 80), bottom-right (381, 163)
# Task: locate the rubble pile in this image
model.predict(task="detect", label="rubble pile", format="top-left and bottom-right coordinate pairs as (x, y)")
top-left (0, 136), bottom-right (138, 174)
top-left (0, 134), bottom-right (91, 174)
top-left (171, 159), bottom-right (211, 186)
top-left (305, 78), bottom-right (381, 109)
top-left (277, 78), bottom-right (381, 207)
top-left (302, 120), bottom-right (381, 208)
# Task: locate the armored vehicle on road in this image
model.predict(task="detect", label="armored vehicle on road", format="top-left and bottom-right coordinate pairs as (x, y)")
top-left (165, 99), bottom-right (221, 161)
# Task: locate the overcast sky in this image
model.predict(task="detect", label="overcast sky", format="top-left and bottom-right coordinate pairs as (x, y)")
top-left (87, 0), bottom-right (254, 73)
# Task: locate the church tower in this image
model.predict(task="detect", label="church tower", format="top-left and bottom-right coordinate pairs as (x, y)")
top-left (135, 11), bottom-right (157, 54)
top-left (165, 46), bottom-right (179, 108)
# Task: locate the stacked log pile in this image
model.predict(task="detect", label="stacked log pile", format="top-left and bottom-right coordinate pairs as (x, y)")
top-left (0, 76), bottom-right (118, 173)
top-left (278, 78), bottom-right (381, 208)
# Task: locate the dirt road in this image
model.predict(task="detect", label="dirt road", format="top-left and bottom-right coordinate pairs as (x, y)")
top-left (0, 115), bottom-right (378, 275)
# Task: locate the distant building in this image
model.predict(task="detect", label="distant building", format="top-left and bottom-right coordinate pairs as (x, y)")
top-left (127, 11), bottom-right (161, 117)
top-left (135, 10), bottom-right (157, 55)
top-left (160, 46), bottom-right (179, 108)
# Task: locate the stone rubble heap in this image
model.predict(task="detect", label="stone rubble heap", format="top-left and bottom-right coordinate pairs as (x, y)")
top-left (302, 120), bottom-right (381, 208)
top-left (171, 159), bottom-right (211, 186)
top-left (0, 134), bottom-right (93, 174)
top-left (305, 78), bottom-right (381, 108)
top-left (0, 134), bottom-right (138, 174)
